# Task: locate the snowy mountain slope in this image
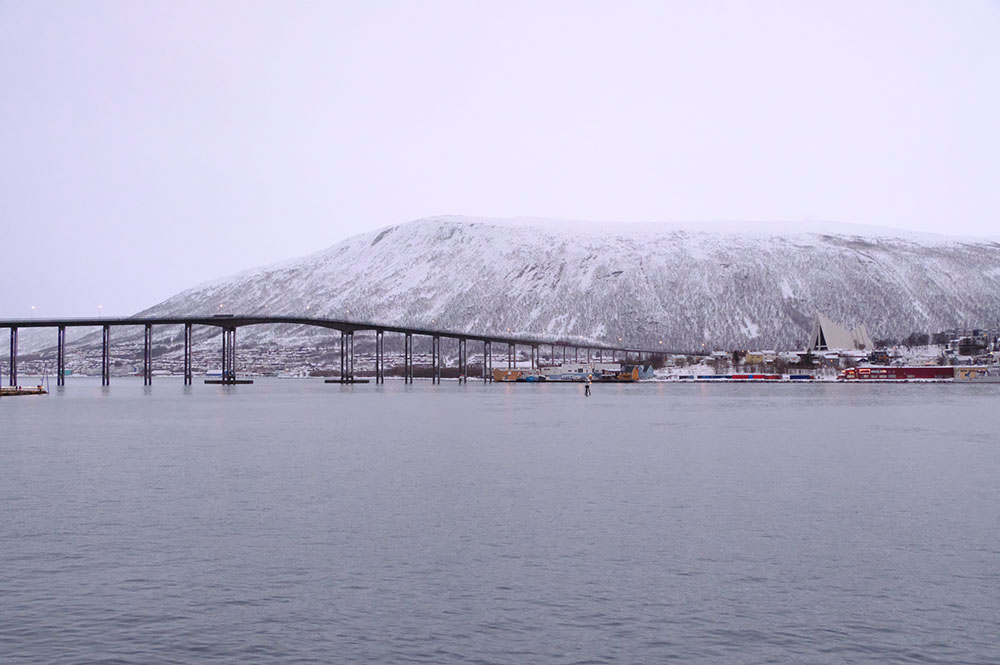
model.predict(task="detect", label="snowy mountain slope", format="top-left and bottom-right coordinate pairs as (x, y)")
top-left (130, 216), bottom-right (1000, 352)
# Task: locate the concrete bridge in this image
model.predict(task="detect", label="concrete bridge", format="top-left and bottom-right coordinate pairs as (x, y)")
top-left (0, 314), bottom-right (693, 387)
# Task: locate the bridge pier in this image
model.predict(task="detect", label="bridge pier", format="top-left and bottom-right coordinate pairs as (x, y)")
top-left (183, 323), bottom-right (192, 385)
top-left (457, 338), bottom-right (465, 382)
top-left (143, 324), bottom-right (152, 385)
top-left (339, 330), bottom-right (354, 382)
top-left (404, 332), bottom-right (413, 383)
top-left (348, 332), bottom-right (354, 380)
top-left (508, 343), bottom-right (514, 369)
top-left (8, 326), bottom-right (17, 386)
top-left (483, 340), bottom-right (492, 382)
top-left (375, 330), bottom-right (384, 384)
top-left (101, 325), bottom-right (110, 385)
top-left (57, 326), bottom-right (65, 386)
top-left (221, 326), bottom-right (237, 382)
top-left (431, 335), bottom-right (441, 384)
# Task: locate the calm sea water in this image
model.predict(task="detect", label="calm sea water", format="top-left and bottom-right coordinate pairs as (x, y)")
top-left (2, 378), bottom-right (998, 664)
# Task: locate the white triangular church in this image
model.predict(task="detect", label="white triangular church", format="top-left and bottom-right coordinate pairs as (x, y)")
top-left (808, 312), bottom-right (873, 351)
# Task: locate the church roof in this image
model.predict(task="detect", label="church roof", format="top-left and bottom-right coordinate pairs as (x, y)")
top-left (808, 313), bottom-right (873, 351)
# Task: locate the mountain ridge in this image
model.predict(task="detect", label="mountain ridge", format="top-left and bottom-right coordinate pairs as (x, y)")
top-left (172, 215), bottom-right (998, 297)
top-left (134, 216), bottom-right (1000, 351)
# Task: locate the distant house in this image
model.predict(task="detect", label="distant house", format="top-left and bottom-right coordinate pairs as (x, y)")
top-left (745, 350), bottom-right (777, 365)
top-left (807, 313), bottom-right (873, 352)
top-left (868, 349), bottom-right (891, 364)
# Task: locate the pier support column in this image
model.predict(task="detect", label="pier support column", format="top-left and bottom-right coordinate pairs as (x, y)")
top-left (221, 326), bottom-right (236, 382)
top-left (404, 333), bottom-right (413, 384)
top-left (375, 330), bottom-right (384, 384)
top-left (339, 331), bottom-right (346, 381)
top-left (8, 326), bottom-right (17, 386)
top-left (483, 339), bottom-right (490, 383)
top-left (143, 324), bottom-right (152, 385)
top-left (183, 323), bottom-right (192, 385)
top-left (508, 343), bottom-right (514, 369)
top-left (347, 331), bottom-right (354, 381)
top-left (458, 338), bottom-right (467, 383)
top-left (101, 324), bottom-right (110, 386)
top-left (57, 326), bottom-right (65, 386)
top-left (432, 335), bottom-right (440, 384)
top-left (338, 330), bottom-right (354, 381)
top-left (229, 327), bottom-right (237, 381)
top-left (587, 347), bottom-right (591, 364)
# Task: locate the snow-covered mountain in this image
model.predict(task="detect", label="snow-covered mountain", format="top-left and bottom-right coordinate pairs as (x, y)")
top-left (136, 215), bottom-right (1000, 352)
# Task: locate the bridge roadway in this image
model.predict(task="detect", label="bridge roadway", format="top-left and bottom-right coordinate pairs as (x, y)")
top-left (0, 314), bottom-right (692, 388)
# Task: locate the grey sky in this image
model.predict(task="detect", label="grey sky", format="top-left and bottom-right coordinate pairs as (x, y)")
top-left (2, 1), bottom-right (998, 317)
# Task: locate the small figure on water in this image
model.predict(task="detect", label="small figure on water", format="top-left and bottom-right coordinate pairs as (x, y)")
top-left (584, 374), bottom-right (592, 396)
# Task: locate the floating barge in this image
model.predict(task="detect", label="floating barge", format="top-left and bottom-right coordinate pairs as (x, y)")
top-left (0, 386), bottom-right (48, 396)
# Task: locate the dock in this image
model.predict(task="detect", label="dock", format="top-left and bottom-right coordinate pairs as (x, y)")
top-left (324, 378), bottom-right (371, 384)
top-left (204, 379), bottom-right (255, 384)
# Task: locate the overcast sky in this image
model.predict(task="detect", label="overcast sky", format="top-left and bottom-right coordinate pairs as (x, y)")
top-left (1, 1), bottom-right (998, 317)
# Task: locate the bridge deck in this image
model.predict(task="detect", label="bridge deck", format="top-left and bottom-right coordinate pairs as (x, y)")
top-left (0, 314), bottom-right (693, 355)
top-left (0, 314), bottom-right (700, 388)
